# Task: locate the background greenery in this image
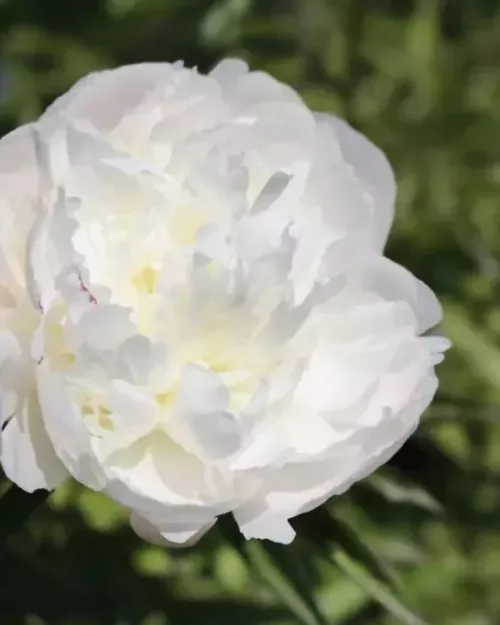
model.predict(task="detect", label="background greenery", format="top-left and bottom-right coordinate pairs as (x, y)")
top-left (1, 0), bottom-right (500, 623)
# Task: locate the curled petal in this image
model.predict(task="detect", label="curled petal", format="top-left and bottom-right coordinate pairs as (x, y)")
top-left (315, 113), bottom-right (396, 252)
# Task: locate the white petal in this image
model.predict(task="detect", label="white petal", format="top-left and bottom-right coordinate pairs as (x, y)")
top-left (176, 364), bottom-right (229, 414)
top-left (78, 305), bottom-right (136, 351)
top-left (172, 365), bottom-right (243, 461)
top-left (105, 431), bottom-right (209, 507)
top-left (231, 425), bottom-right (288, 471)
top-left (194, 224), bottom-right (232, 266)
top-left (0, 391), bottom-right (68, 492)
top-left (210, 58), bottom-right (249, 87)
top-left (0, 331), bottom-right (21, 366)
top-left (234, 500), bottom-right (296, 544)
top-left (284, 408), bottom-right (351, 455)
top-left (358, 256), bottom-right (443, 333)
top-left (106, 380), bottom-right (158, 440)
top-left (114, 336), bottom-right (167, 385)
top-left (172, 410), bottom-right (244, 462)
top-left (228, 71), bottom-right (304, 108)
top-left (262, 454), bottom-right (358, 522)
top-left (237, 212), bottom-right (291, 261)
top-left (36, 362), bottom-right (106, 489)
top-left (41, 63), bottom-right (175, 132)
top-left (0, 125), bottom-right (40, 297)
top-left (130, 511), bottom-right (216, 547)
top-left (295, 345), bottom-right (391, 412)
top-left (262, 372), bottom-right (438, 524)
top-left (315, 113), bottom-right (396, 251)
top-left (26, 213), bottom-right (57, 312)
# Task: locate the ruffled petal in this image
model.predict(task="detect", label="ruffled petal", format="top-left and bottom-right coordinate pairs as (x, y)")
top-left (315, 113), bottom-right (396, 252)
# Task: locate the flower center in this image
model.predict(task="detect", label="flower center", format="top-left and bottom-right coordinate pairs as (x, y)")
top-left (131, 265), bottom-right (160, 295)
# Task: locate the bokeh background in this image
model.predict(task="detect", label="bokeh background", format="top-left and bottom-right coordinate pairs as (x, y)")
top-left (1, 1), bottom-right (500, 624)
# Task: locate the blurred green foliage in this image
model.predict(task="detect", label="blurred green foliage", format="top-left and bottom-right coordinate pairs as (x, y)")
top-left (1, 1), bottom-right (500, 624)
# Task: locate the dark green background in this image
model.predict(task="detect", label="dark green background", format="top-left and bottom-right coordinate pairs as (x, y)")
top-left (1, 1), bottom-right (500, 624)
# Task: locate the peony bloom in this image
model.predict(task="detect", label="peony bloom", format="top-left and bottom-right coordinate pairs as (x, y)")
top-left (0, 60), bottom-right (449, 545)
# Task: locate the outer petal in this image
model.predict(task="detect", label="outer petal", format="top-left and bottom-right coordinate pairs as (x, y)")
top-left (41, 63), bottom-right (176, 132)
top-left (0, 125), bottom-right (67, 492)
top-left (315, 113), bottom-right (396, 252)
top-left (357, 256), bottom-right (444, 334)
top-left (0, 124), bottom-right (39, 205)
top-left (104, 435), bottom-right (224, 545)
top-left (234, 500), bottom-right (296, 544)
top-left (130, 511), bottom-right (216, 547)
top-left (209, 58), bottom-right (249, 87)
top-left (0, 124), bottom-right (40, 297)
top-left (0, 391), bottom-right (68, 492)
top-left (236, 370), bottom-right (438, 542)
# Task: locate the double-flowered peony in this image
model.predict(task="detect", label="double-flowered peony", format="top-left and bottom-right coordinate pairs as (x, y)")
top-left (0, 59), bottom-right (449, 545)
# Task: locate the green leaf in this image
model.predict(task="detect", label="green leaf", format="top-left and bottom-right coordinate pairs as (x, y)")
top-left (200, 0), bottom-right (251, 46)
top-left (443, 303), bottom-right (500, 400)
top-left (332, 549), bottom-right (430, 625)
top-left (293, 508), bottom-right (398, 591)
top-left (218, 516), bottom-right (330, 625)
top-left (247, 541), bottom-right (330, 625)
top-left (368, 473), bottom-right (444, 514)
top-left (294, 508), bottom-right (430, 625)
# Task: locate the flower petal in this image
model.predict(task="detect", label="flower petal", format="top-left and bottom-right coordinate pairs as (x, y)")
top-left (210, 58), bottom-right (249, 87)
top-left (358, 256), bottom-right (443, 333)
top-left (78, 305), bottom-right (136, 351)
top-left (0, 125), bottom-right (40, 298)
top-left (41, 63), bottom-right (175, 132)
top-left (176, 364), bottom-right (230, 414)
top-left (0, 391), bottom-right (68, 492)
top-left (315, 113), bottom-right (396, 252)
top-left (234, 499), bottom-right (296, 544)
top-left (130, 511), bottom-right (216, 547)
top-left (36, 362), bottom-right (106, 489)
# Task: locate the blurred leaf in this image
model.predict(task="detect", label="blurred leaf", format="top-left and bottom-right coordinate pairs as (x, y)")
top-left (245, 541), bottom-right (330, 625)
top-left (200, 0), bottom-right (251, 46)
top-left (294, 508), bottom-right (398, 591)
top-left (219, 516), bottom-right (329, 625)
top-left (389, 436), bottom-right (472, 519)
top-left (332, 549), bottom-right (430, 625)
top-left (294, 508), bottom-right (431, 624)
top-left (444, 303), bottom-right (500, 398)
top-left (367, 473), bottom-right (444, 514)
top-left (337, 602), bottom-right (384, 625)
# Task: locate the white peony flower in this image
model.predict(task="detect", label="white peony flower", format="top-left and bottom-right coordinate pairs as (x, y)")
top-left (0, 59), bottom-right (449, 545)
